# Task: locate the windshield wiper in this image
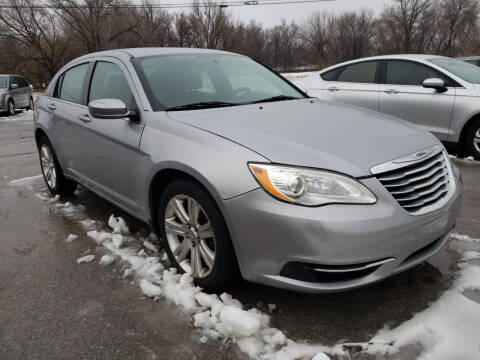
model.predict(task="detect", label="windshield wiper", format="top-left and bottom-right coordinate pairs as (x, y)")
top-left (250, 95), bottom-right (300, 104)
top-left (164, 101), bottom-right (237, 111)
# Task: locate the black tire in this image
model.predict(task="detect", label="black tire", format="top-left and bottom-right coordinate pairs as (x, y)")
top-left (26, 97), bottom-right (34, 111)
top-left (7, 99), bottom-right (15, 116)
top-left (38, 136), bottom-right (77, 196)
top-left (158, 179), bottom-right (239, 292)
top-left (463, 118), bottom-right (480, 160)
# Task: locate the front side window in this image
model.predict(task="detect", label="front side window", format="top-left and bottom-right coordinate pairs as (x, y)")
top-left (134, 54), bottom-right (305, 110)
top-left (89, 61), bottom-right (134, 110)
top-left (337, 61), bottom-right (378, 84)
top-left (58, 63), bottom-right (90, 104)
top-left (386, 60), bottom-right (439, 86)
top-left (0, 76), bottom-right (7, 88)
top-left (430, 57), bottom-right (480, 84)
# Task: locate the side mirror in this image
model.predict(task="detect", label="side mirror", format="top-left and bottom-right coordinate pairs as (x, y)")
top-left (423, 78), bottom-right (447, 93)
top-left (88, 99), bottom-right (129, 119)
top-left (10, 83), bottom-right (18, 90)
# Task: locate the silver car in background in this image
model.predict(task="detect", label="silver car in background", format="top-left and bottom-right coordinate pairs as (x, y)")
top-left (301, 55), bottom-right (480, 160)
top-left (0, 74), bottom-right (34, 116)
top-left (34, 48), bottom-right (462, 293)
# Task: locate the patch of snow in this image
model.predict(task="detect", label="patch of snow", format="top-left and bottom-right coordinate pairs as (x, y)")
top-left (140, 279), bottom-right (163, 298)
top-left (9, 174), bottom-right (43, 185)
top-left (143, 240), bottom-right (158, 253)
top-left (99, 254), bottom-right (115, 266)
top-left (66, 234), bottom-right (78, 243)
top-left (108, 215), bottom-right (130, 234)
top-left (76, 254), bottom-right (95, 264)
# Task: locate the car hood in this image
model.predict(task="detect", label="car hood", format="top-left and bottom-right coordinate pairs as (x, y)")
top-left (167, 98), bottom-right (439, 177)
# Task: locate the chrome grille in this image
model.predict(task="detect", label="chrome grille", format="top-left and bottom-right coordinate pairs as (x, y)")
top-left (374, 150), bottom-right (451, 215)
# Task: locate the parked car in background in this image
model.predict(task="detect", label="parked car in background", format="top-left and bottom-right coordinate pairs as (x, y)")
top-left (0, 74), bottom-right (34, 116)
top-left (299, 55), bottom-right (480, 160)
top-left (34, 48), bottom-right (462, 293)
top-left (458, 56), bottom-right (480, 67)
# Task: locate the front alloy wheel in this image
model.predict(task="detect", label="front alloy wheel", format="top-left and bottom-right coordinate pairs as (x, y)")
top-left (165, 195), bottom-right (216, 278)
top-left (159, 179), bottom-right (239, 291)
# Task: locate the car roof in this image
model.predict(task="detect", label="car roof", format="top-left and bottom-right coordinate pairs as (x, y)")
top-left (72, 47), bottom-right (242, 63)
top-left (0, 74), bottom-right (22, 77)
top-left (319, 54), bottom-right (448, 73)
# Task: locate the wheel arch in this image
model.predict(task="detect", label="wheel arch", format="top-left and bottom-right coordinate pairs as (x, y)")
top-left (147, 166), bottom-right (222, 235)
top-left (459, 113), bottom-right (480, 149)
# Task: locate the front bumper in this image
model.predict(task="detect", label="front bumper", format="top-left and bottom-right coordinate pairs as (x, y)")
top-left (220, 169), bottom-right (463, 293)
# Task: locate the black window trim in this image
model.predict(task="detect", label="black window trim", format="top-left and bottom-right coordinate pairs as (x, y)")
top-left (381, 59), bottom-right (462, 88)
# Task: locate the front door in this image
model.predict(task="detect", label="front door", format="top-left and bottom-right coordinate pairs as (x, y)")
top-left (73, 58), bottom-right (145, 215)
top-left (379, 60), bottom-right (455, 140)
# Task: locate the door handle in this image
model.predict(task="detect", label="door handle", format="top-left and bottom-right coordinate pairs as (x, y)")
top-left (47, 103), bottom-right (56, 110)
top-left (78, 114), bottom-right (92, 123)
top-left (327, 87), bottom-right (339, 92)
top-left (384, 89), bottom-right (399, 95)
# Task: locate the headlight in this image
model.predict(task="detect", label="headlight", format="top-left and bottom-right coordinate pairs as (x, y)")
top-left (248, 163), bottom-right (377, 206)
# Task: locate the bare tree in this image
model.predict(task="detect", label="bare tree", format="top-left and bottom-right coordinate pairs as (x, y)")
top-left (0, 0), bottom-right (69, 79)
top-left (189, 1), bottom-right (232, 49)
top-left (49, 0), bottom-right (135, 53)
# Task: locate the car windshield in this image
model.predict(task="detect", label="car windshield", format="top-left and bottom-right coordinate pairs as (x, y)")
top-left (134, 54), bottom-right (306, 111)
top-left (430, 57), bottom-right (480, 84)
top-left (0, 76), bottom-right (7, 88)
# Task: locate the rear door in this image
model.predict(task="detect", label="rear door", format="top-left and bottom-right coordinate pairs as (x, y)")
top-left (320, 61), bottom-right (380, 111)
top-left (73, 58), bottom-right (145, 214)
top-left (48, 62), bottom-right (92, 174)
top-left (379, 60), bottom-right (456, 140)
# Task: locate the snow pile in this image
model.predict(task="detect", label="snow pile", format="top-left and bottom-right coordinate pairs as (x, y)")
top-left (99, 254), bottom-right (115, 266)
top-left (65, 234), bottom-right (78, 243)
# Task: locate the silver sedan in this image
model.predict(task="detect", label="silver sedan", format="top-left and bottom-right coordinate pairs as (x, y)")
top-left (34, 48), bottom-right (462, 293)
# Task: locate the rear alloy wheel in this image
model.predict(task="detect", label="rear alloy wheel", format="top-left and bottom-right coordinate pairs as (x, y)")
top-left (463, 119), bottom-right (480, 160)
top-left (7, 99), bottom-right (15, 116)
top-left (159, 179), bottom-right (238, 291)
top-left (38, 136), bottom-right (77, 196)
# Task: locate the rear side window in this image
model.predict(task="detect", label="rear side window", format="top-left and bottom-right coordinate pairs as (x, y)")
top-left (337, 61), bottom-right (378, 84)
top-left (386, 61), bottom-right (438, 86)
top-left (0, 76), bottom-right (6, 88)
top-left (88, 61), bottom-right (134, 110)
top-left (58, 63), bottom-right (90, 104)
top-left (320, 67), bottom-right (344, 81)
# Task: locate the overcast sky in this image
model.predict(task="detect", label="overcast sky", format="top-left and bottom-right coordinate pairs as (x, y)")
top-left (188, 0), bottom-right (394, 27)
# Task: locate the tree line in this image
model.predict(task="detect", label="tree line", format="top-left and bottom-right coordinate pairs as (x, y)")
top-left (0, 0), bottom-right (479, 87)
